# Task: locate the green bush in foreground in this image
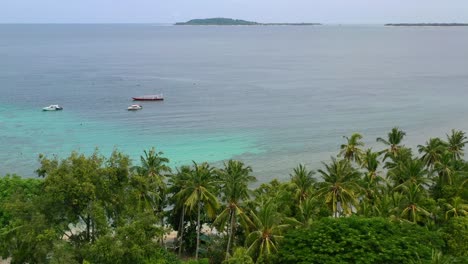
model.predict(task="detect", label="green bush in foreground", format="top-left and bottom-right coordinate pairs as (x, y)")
top-left (275, 217), bottom-right (444, 264)
top-left (441, 217), bottom-right (468, 258)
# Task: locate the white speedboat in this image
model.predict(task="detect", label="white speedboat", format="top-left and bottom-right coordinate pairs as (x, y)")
top-left (42, 105), bottom-right (63, 111)
top-left (127, 104), bottom-right (143, 111)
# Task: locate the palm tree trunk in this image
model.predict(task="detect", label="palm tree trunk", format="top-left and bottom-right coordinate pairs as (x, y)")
top-left (196, 197), bottom-right (201, 260)
top-left (178, 206), bottom-right (185, 257)
top-left (225, 209), bottom-right (235, 260)
top-left (86, 215), bottom-right (91, 242)
top-left (160, 204), bottom-right (165, 247)
top-left (334, 201), bottom-right (338, 218)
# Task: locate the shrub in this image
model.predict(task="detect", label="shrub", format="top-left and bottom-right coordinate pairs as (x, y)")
top-left (275, 217), bottom-right (444, 264)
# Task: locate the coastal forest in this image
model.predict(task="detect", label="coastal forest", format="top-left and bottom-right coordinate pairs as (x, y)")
top-left (1, 128), bottom-right (467, 264)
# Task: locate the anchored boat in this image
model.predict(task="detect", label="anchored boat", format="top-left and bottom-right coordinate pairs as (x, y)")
top-left (42, 105), bottom-right (63, 111)
top-left (127, 104), bottom-right (143, 111)
top-left (132, 94), bottom-right (164, 101)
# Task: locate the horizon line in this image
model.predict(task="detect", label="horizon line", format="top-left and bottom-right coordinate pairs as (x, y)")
top-left (1, 22), bottom-right (466, 25)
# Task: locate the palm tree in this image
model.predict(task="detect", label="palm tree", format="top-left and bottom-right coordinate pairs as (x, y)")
top-left (250, 180), bottom-right (294, 218)
top-left (245, 202), bottom-right (288, 263)
top-left (129, 173), bottom-right (160, 213)
top-left (417, 138), bottom-right (447, 168)
top-left (295, 196), bottom-right (320, 226)
top-left (359, 149), bottom-right (385, 216)
top-left (134, 148), bottom-right (171, 179)
top-left (361, 149), bottom-right (382, 184)
top-left (132, 148), bottom-right (171, 244)
top-left (446, 129), bottom-right (468, 160)
top-left (170, 165), bottom-right (192, 256)
top-left (132, 148), bottom-right (171, 211)
top-left (377, 127), bottom-right (406, 160)
top-left (399, 184), bottom-right (431, 223)
top-left (339, 133), bottom-right (365, 163)
top-left (214, 160), bottom-right (256, 259)
top-left (176, 161), bottom-right (219, 260)
top-left (383, 147), bottom-right (413, 171)
top-left (316, 158), bottom-right (362, 217)
top-left (289, 164), bottom-right (316, 205)
top-left (388, 158), bottom-right (431, 188)
top-left (445, 196), bottom-right (468, 219)
top-left (433, 152), bottom-right (465, 186)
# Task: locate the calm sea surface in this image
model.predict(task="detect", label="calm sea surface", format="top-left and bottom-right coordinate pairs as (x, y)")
top-left (1, 24), bottom-right (468, 180)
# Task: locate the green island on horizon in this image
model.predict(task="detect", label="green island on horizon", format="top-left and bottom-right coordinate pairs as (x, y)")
top-left (175, 17), bottom-right (321, 26)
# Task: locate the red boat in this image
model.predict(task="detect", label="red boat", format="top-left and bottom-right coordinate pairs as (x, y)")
top-left (132, 94), bottom-right (164, 101)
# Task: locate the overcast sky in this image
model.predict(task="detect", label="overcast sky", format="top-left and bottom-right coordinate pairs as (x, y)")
top-left (1, 0), bottom-right (467, 24)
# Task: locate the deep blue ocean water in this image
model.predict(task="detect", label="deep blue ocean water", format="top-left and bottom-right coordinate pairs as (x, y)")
top-left (1, 24), bottom-right (468, 180)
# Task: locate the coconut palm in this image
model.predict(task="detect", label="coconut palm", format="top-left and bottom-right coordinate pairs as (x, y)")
top-left (360, 192), bottom-right (402, 218)
top-left (214, 160), bottom-right (256, 259)
top-left (132, 148), bottom-right (171, 211)
top-left (245, 202), bottom-right (288, 263)
top-left (289, 164), bottom-right (316, 205)
top-left (399, 184), bottom-right (431, 223)
top-left (361, 149), bottom-right (382, 185)
top-left (381, 191), bottom-right (405, 219)
top-left (129, 173), bottom-right (160, 213)
top-left (169, 165), bottom-right (192, 256)
top-left (295, 196), bottom-right (320, 226)
top-left (445, 196), bottom-right (468, 219)
top-left (388, 158), bottom-right (431, 189)
top-left (339, 133), bottom-right (365, 163)
top-left (249, 180), bottom-right (294, 218)
top-left (316, 158), bottom-right (362, 217)
top-left (133, 148), bottom-right (171, 179)
top-left (382, 147), bottom-right (413, 171)
top-left (377, 127), bottom-right (406, 160)
top-left (359, 149), bottom-right (385, 216)
top-left (432, 152), bottom-right (466, 186)
top-left (417, 138), bottom-right (447, 168)
top-left (176, 161), bottom-right (219, 260)
top-left (446, 129), bottom-right (468, 160)
top-left (132, 148), bottom-right (172, 244)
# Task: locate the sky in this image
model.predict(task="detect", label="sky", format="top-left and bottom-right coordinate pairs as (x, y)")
top-left (1, 0), bottom-right (467, 24)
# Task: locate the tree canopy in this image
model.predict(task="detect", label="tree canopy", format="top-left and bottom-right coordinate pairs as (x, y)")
top-left (1, 128), bottom-right (468, 263)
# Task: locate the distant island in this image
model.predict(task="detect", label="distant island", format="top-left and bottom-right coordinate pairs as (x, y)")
top-left (175, 18), bottom-right (321, 26)
top-left (385, 23), bottom-right (468, 27)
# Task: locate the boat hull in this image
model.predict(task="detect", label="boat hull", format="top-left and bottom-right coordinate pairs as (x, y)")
top-left (42, 106), bottom-right (63, 111)
top-left (132, 97), bottom-right (164, 101)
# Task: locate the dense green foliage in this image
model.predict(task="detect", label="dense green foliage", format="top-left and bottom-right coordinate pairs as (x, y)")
top-left (1, 127), bottom-right (468, 263)
top-left (0, 175), bottom-right (42, 227)
top-left (275, 217), bottom-right (443, 263)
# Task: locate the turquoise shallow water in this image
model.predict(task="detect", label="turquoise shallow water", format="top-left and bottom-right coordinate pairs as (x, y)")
top-left (0, 103), bottom-right (262, 175)
top-left (1, 24), bottom-right (468, 180)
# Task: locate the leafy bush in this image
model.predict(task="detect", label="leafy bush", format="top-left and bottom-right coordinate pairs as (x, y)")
top-left (440, 217), bottom-right (468, 258)
top-left (275, 217), bottom-right (444, 264)
top-left (0, 174), bottom-right (42, 227)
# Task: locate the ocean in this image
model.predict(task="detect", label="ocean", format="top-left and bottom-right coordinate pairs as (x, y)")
top-left (1, 24), bottom-right (468, 181)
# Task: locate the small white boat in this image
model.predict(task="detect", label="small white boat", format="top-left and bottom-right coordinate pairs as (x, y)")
top-left (42, 105), bottom-right (63, 111)
top-left (127, 104), bottom-right (143, 111)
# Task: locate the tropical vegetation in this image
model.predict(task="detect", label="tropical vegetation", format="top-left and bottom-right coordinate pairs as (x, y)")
top-left (1, 127), bottom-right (468, 263)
